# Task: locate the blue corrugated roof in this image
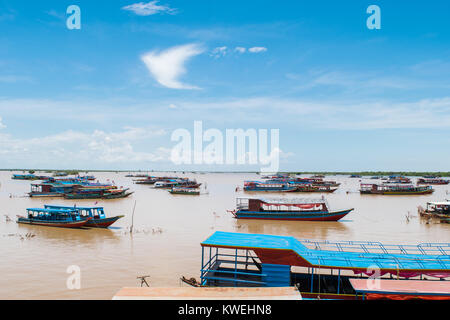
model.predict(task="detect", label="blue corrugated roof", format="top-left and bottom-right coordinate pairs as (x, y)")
top-left (202, 232), bottom-right (450, 271)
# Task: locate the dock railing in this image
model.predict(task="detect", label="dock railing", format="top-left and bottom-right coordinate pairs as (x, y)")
top-left (201, 247), bottom-right (266, 287)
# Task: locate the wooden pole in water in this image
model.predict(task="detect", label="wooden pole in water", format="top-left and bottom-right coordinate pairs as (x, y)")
top-left (130, 200), bottom-right (137, 233)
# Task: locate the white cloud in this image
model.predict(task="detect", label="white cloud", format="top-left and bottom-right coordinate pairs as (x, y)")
top-left (0, 127), bottom-right (169, 165)
top-left (248, 47), bottom-right (267, 53)
top-left (122, 1), bottom-right (176, 16)
top-left (0, 117), bottom-right (6, 129)
top-left (234, 47), bottom-right (246, 53)
top-left (211, 46), bottom-right (228, 58)
top-left (141, 43), bottom-right (204, 89)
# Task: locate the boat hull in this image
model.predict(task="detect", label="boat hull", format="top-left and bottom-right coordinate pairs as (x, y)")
top-left (244, 188), bottom-right (298, 192)
top-left (293, 187), bottom-right (337, 193)
top-left (360, 189), bottom-right (434, 195)
top-left (17, 217), bottom-right (91, 228)
top-left (85, 215), bottom-right (124, 228)
top-left (28, 193), bottom-right (65, 198)
top-left (233, 209), bottom-right (354, 221)
top-left (170, 191), bottom-right (200, 195)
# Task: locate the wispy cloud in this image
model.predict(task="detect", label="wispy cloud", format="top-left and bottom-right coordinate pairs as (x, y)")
top-left (0, 117), bottom-right (6, 129)
top-left (210, 46), bottom-right (228, 58)
top-left (248, 47), bottom-right (267, 53)
top-left (210, 46), bottom-right (267, 58)
top-left (141, 43), bottom-right (204, 89)
top-left (0, 75), bottom-right (32, 83)
top-left (122, 1), bottom-right (177, 16)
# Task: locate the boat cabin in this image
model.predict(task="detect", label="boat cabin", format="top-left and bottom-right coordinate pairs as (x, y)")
top-left (44, 205), bottom-right (106, 219)
top-left (26, 208), bottom-right (82, 221)
top-left (425, 202), bottom-right (450, 214)
top-left (237, 198), bottom-right (329, 212)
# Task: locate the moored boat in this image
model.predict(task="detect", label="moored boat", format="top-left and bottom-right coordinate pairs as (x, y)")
top-left (181, 231), bottom-right (450, 300)
top-left (244, 181), bottom-right (297, 192)
top-left (64, 188), bottom-right (133, 199)
top-left (169, 187), bottom-right (200, 195)
top-left (17, 208), bottom-right (91, 228)
top-left (417, 178), bottom-right (449, 185)
top-left (230, 198), bottom-right (353, 221)
top-left (294, 184), bottom-right (338, 193)
top-left (418, 201), bottom-right (450, 219)
top-left (360, 183), bottom-right (434, 195)
top-left (44, 205), bottom-right (124, 228)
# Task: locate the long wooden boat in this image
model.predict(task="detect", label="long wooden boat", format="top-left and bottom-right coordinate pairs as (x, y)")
top-left (64, 188), bottom-right (133, 199)
top-left (44, 205), bottom-right (124, 228)
top-left (293, 184), bottom-right (338, 193)
top-left (417, 178), bottom-right (449, 185)
top-left (103, 190), bottom-right (134, 199)
top-left (244, 181), bottom-right (297, 192)
top-left (181, 231), bottom-right (450, 300)
top-left (231, 198), bottom-right (353, 221)
top-left (17, 208), bottom-right (91, 228)
top-left (418, 201), bottom-right (450, 220)
top-left (265, 177), bottom-right (341, 188)
top-left (169, 187), bottom-right (200, 195)
top-left (360, 184), bottom-right (434, 195)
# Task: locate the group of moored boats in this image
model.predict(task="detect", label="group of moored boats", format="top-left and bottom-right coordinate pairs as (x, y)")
top-left (11, 173), bottom-right (130, 229)
top-left (132, 175), bottom-right (202, 196)
top-left (10, 171), bottom-right (450, 300)
top-left (244, 174), bottom-right (340, 193)
top-left (359, 175), bottom-right (449, 195)
top-left (27, 177), bottom-right (133, 199)
top-left (179, 172), bottom-right (450, 300)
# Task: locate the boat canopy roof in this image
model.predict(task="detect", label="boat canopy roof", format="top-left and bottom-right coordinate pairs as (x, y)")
top-left (238, 197), bottom-right (327, 205)
top-left (27, 208), bottom-right (79, 213)
top-left (201, 232), bottom-right (450, 273)
top-left (44, 205), bottom-right (104, 210)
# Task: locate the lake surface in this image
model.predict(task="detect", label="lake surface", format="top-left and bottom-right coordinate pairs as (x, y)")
top-left (0, 171), bottom-right (449, 299)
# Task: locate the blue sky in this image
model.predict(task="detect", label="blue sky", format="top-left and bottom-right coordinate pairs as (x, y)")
top-left (0, 0), bottom-right (449, 171)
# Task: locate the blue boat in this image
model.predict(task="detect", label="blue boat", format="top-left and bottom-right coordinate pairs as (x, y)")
top-left (17, 208), bottom-right (91, 228)
top-left (181, 231), bottom-right (450, 300)
top-left (244, 181), bottom-right (297, 192)
top-left (44, 205), bottom-right (124, 228)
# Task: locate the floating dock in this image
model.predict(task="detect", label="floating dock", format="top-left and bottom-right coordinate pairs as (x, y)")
top-left (113, 287), bottom-right (302, 300)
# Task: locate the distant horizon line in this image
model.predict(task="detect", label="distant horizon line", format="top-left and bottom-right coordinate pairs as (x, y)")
top-left (4, 169), bottom-right (450, 176)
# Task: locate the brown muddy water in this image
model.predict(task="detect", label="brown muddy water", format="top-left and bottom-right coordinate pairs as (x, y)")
top-left (0, 171), bottom-right (449, 299)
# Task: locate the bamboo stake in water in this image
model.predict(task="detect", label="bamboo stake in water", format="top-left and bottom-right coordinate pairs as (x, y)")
top-left (130, 200), bottom-right (137, 233)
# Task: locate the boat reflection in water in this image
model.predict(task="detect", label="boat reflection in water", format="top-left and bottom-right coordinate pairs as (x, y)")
top-left (234, 218), bottom-right (351, 239)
